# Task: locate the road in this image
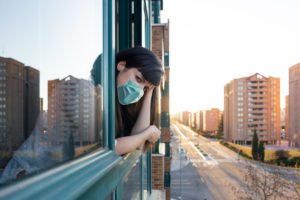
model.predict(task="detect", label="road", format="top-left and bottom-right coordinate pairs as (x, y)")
top-left (171, 123), bottom-right (245, 200)
top-left (170, 123), bottom-right (300, 200)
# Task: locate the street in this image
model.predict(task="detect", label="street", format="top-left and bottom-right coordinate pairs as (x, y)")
top-left (171, 123), bottom-right (244, 200)
top-left (170, 123), bottom-right (300, 200)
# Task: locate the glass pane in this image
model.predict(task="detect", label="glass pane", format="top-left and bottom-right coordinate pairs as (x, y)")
top-left (122, 159), bottom-right (141, 200)
top-left (142, 153), bottom-right (148, 196)
top-left (0, 0), bottom-right (103, 185)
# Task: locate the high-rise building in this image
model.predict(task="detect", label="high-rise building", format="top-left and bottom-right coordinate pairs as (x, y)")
top-left (47, 75), bottom-right (102, 147)
top-left (224, 73), bottom-right (280, 144)
top-left (193, 112), bottom-right (200, 130)
top-left (194, 109), bottom-right (222, 134)
top-left (180, 111), bottom-right (192, 127)
top-left (288, 63), bottom-right (300, 147)
top-left (202, 108), bottom-right (221, 134)
top-left (0, 57), bottom-right (40, 152)
top-left (24, 66), bottom-right (40, 139)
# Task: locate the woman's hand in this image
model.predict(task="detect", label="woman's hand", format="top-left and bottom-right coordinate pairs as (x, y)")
top-left (145, 125), bottom-right (161, 143)
top-left (144, 85), bottom-right (155, 96)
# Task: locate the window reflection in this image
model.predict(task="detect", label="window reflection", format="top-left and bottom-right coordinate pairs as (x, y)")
top-left (47, 76), bottom-right (103, 160)
top-left (0, 0), bottom-right (103, 184)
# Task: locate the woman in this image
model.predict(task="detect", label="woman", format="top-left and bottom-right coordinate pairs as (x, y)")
top-left (93, 47), bottom-right (164, 155)
top-left (113, 47), bottom-right (164, 155)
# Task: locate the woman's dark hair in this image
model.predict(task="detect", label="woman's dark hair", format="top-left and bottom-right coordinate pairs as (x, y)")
top-left (116, 46), bottom-right (163, 86)
top-left (92, 47), bottom-right (163, 86)
top-left (116, 47), bottom-right (163, 138)
top-left (91, 54), bottom-right (102, 86)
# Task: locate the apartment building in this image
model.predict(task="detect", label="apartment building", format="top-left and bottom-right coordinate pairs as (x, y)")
top-left (0, 57), bottom-right (39, 152)
top-left (180, 111), bottom-right (192, 127)
top-left (203, 108), bottom-right (221, 134)
top-left (193, 112), bottom-right (201, 130)
top-left (48, 75), bottom-right (102, 147)
top-left (194, 109), bottom-right (221, 134)
top-left (224, 73), bottom-right (280, 144)
top-left (288, 63), bottom-right (300, 147)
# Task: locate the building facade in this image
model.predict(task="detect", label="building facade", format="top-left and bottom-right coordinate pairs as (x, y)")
top-left (203, 108), bottom-right (221, 134)
top-left (48, 76), bottom-right (102, 147)
top-left (180, 111), bottom-right (192, 127)
top-left (152, 19), bottom-right (171, 198)
top-left (224, 73), bottom-right (280, 144)
top-left (193, 112), bottom-right (201, 130)
top-left (288, 63), bottom-right (300, 147)
top-left (0, 57), bottom-right (39, 152)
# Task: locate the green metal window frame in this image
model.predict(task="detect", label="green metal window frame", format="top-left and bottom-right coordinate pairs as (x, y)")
top-left (0, 1), bottom-right (155, 199)
top-left (0, 1), bottom-right (121, 199)
top-left (115, 0), bottom-right (153, 199)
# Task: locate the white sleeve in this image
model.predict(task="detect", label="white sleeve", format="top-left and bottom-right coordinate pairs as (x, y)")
top-left (115, 139), bottom-right (117, 146)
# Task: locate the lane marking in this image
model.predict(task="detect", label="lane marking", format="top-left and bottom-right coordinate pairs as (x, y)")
top-left (172, 124), bottom-right (219, 166)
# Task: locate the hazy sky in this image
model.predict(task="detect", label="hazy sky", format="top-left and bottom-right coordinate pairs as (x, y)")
top-left (160, 0), bottom-right (300, 113)
top-left (1, 1), bottom-right (300, 113)
top-left (0, 0), bottom-right (102, 109)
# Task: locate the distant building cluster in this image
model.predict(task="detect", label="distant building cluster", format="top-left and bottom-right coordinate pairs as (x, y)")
top-left (175, 63), bottom-right (300, 148)
top-left (177, 108), bottom-right (222, 135)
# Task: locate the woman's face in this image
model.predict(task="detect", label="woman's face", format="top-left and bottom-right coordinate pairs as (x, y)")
top-left (117, 61), bottom-right (153, 90)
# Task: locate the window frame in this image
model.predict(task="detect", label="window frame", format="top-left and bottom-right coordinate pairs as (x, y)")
top-left (0, 1), bottom-right (155, 199)
top-left (0, 1), bottom-right (122, 199)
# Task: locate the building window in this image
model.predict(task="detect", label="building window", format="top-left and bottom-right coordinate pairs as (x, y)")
top-left (237, 113), bottom-right (243, 117)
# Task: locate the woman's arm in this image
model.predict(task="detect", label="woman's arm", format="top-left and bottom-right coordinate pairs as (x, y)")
top-left (115, 125), bottom-right (160, 155)
top-left (115, 87), bottom-right (161, 155)
top-left (130, 87), bottom-right (154, 135)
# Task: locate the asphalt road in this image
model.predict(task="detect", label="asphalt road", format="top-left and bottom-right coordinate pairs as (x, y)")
top-left (170, 123), bottom-right (250, 200)
top-left (170, 123), bottom-right (300, 200)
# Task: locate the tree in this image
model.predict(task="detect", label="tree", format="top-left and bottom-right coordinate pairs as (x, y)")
top-left (63, 133), bottom-right (75, 161)
top-left (258, 141), bottom-right (265, 162)
top-left (231, 161), bottom-right (300, 200)
top-left (275, 150), bottom-right (289, 166)
top-left (68, 133), bottom-right (75, 158)
top-left (251, 129), bottom-right (259, 160)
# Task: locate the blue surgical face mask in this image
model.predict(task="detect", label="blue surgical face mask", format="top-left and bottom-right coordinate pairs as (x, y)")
top-left (117, 79), bottom-right (144, 105)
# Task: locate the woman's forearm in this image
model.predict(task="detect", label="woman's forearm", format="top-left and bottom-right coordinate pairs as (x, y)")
top-left (131, 89), bottom-right (153, 134)
top-left (115, 131), bottom-right (149, 155)
top-left (115, 125), bottom-right (160, 155)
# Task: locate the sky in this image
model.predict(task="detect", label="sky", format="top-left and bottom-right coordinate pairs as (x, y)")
top-left (0, 0), bottom-right (102, 109)
top-left (1, 0), bottom-right (300, 114)
top-left (160, 0), bottom-right (300, 113)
